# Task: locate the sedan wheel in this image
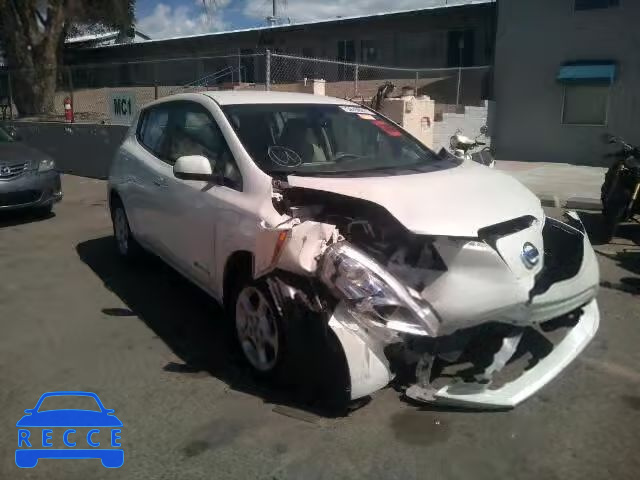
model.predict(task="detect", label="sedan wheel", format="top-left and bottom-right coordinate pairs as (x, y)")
top-left (113, 207), bottom-right (130, 256)
top-left (235, 285), bottom-right (280, 372)
top-left (112, 203), bottom-right (141, 260)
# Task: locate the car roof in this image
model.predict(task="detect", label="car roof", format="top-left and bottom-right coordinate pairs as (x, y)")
top-left (201, 90), bottom-right (358, 106)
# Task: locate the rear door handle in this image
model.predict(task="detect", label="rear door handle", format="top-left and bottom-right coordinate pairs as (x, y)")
top-left (153, 177), bottom-right (168, 187)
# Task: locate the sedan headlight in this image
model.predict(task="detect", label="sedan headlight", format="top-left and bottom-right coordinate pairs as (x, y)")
top-left (38, 159), bottom-right (56, 173)
top-left (319, 242), bottom-right (440, 336)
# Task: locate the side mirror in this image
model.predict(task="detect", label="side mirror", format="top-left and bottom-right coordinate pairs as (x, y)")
top-left (173, 155), bottom-right (215, 182)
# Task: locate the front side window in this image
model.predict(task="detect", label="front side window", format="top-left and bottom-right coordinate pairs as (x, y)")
top-left (161, 102), bottom-right (243, 190)
top-left (223, 103), bottom-right (449, 177)
top-left (562, 84), bottom-right (609, 125)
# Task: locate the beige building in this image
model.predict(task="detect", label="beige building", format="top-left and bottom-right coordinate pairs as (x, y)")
top-left (493, 0), bottom-right (640, 166)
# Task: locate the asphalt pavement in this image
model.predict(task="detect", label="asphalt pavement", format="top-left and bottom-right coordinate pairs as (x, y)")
top-left (0, 175), bottom-right (639, 480)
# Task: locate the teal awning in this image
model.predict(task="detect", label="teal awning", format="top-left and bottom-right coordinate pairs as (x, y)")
top-left (557, 62), bottom-right (616, 84)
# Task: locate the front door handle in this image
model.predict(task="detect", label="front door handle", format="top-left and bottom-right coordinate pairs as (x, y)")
top-left (153, 177), bottom-right (168, 187)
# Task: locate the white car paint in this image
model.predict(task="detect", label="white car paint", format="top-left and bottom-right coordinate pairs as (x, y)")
top-left (109, 91), bottom-right (601, 409)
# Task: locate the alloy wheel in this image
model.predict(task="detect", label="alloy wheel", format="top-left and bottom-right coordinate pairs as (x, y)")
top-left (235, 286), bottom-right (279, 372)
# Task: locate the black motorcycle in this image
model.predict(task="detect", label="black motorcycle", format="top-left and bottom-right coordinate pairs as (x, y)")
top-left (600, 134), bottom-right (640, 241)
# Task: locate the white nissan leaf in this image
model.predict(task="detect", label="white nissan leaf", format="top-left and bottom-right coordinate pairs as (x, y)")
top-left (108, 91), bottom-right (600, 409)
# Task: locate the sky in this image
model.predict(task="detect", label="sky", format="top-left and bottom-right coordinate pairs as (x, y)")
top-left (135, 0), bottom-right (478, 40)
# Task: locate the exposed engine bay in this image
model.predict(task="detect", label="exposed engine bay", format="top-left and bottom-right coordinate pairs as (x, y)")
top-left (254, 178), bottom-right (600, 409)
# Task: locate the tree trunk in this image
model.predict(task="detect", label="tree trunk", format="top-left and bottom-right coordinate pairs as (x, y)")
top-left (11, 63), bottom-right (58, 116)
top-left (0, 0), bottom-right (66, 116)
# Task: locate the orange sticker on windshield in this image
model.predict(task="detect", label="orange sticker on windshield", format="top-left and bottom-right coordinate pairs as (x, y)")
top-left (358, 114), bottom-right (376, 120)
top-left (371, 119), bottom-right (403, 137)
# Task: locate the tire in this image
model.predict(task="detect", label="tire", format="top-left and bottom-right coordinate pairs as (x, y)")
top-left (601, 163), bottom-right (619, 204)
top-left (229, 275), bottom-right (351, 410)
top-left (111, 201), bottom-right (142, 261)
top-left (232, 280), bottom-right (285, 377)
top-left (603, 201), bottom-right (626, 242)
top-left (34, 203), bottom-right (53, 217)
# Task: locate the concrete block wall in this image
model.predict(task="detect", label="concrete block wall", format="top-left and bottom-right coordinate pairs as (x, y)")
top-left (432, 100), bottom-right (490, 152)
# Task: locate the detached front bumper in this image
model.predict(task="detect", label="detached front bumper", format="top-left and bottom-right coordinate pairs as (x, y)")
top-left (0, 170), bottom-right (62, 211)
top-left (431, 298), bottom-right (599, 408)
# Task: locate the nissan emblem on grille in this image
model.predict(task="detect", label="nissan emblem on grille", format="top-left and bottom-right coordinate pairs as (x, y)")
top-left (521, 242), bottom-right (540, 269)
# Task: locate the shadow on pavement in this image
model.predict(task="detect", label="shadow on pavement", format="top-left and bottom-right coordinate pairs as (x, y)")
top-left (579, 211), bottom-right (639, 246)
top-left (76, 236), bottom-right (350, 418)
top-left (0, 209), bottom-right (55, 228)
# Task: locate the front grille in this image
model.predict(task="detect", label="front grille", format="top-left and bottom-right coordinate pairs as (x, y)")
top-left (0, 190), bottom-right (41, 207)
top-left (0, 162), bottom-right (28, 180)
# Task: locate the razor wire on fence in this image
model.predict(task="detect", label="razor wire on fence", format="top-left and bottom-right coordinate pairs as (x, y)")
top-left (0, 50), bottom-right (491, 124)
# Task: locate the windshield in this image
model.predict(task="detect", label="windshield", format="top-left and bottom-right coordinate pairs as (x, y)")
top-left (223, 104), bottom-right (443, 176)
top-left (0, 126), bottom-right (15, 143)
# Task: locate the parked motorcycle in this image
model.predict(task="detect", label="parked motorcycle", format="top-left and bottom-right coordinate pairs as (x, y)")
top-left (600, 134), bottom-right (640, 241)
top-left (449, 126), bottom-right (495, 168)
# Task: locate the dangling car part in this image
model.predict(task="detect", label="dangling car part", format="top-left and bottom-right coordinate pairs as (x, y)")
top-left (600, 134), bottom-right (640, 241)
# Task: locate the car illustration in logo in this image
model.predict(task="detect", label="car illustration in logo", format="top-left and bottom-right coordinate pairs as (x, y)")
top-left (15, 391), bottom-right (123, 468)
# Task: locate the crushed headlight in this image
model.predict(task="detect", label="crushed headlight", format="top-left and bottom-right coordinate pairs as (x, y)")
top-left (319, 242), bottom-right (440, 336)
top-left (38, 159), bottom-right (56, 173)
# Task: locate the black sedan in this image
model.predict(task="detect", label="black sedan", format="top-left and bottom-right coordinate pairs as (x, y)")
top-left (0, 125), bottom-right (62, 215)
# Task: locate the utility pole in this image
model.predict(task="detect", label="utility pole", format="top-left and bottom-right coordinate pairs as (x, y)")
top-left (267, 0), bottom-right (278, 26)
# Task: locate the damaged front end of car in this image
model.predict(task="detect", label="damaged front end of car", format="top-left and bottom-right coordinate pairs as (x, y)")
top-left (254, 180), bottom-right (600, 409)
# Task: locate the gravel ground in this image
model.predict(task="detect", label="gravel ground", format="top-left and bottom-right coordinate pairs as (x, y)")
top-left (0, 175), bottom-right (639, 480)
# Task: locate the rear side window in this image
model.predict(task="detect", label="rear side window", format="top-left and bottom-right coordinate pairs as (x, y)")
top-left (137, 105), bottom-right (169, 157)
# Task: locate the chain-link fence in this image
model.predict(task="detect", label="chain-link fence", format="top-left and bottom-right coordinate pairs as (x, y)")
top-left (0, 51), bottom-right (491, 124)
top-left (270, 53), bottom-right (491, 108)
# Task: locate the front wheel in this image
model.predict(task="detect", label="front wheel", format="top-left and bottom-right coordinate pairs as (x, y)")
top-left (111, 202), bottom-right (142, 260)
top-left (234, 281), bottom-right (283, 375)
top-left (230, 276), bottom-right (351, 409)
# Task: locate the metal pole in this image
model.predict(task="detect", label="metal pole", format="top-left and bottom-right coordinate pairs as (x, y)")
top-left (456, 67), bottom-right (462, 106)
top-left (456, 37), bottom-right (464, 106)
top-left (266, 50), bottom-right (271, 91)
top-left (414, 71), bottom-right (418, 94)
top-left (354, 64), bottom-right (359, 97)
top-left (237, 48), bottom-right (242, 84)
top-left (154, 62), bottom-right (159, 99)
top-left (7, 71), bottom-right (14, 119)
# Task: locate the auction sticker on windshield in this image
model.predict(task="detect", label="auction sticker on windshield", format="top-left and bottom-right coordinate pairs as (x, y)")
top-left (15, 391), bottom-right (123, 469)
top-left (339, 105), bottom-right (372, 115)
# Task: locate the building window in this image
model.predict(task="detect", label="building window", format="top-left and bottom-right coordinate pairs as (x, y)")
top-left (562, 85), bottom-right (609, 125)
top-left (361, 40), bottom-right (378, 64)
top-left (575, 0), bottom-right (619, 11)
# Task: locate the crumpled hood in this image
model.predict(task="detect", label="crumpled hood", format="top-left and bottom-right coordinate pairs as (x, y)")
top-left (287, 161), bottom-right (544, 237)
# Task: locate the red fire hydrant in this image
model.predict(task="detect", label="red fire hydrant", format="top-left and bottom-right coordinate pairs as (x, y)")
top-left (64, 97), bottom-right (74, 123)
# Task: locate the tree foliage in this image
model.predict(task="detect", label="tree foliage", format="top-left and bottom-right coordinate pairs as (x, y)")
top-left (0, 0), bottom-right (134, 115)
